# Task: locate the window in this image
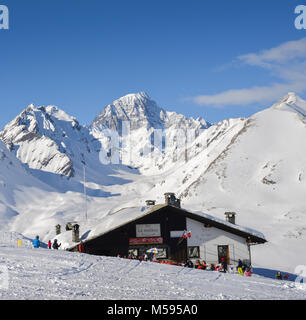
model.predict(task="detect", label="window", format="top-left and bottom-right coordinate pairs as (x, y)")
top-left (156, 248), bottom-right (168, 259)
top-left (188, 246), bottom-right (200, 258)
top-left (128, 248), bottom-right (138, 258)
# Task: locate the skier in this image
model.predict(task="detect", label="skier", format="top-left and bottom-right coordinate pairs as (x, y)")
top-left (201, 260), bottom-right (207, 270)
top-left (237, 259), bottom-right (243, 270)
top-left (275, 271), bottom-right (283, 280)
top-left (220, 257), bottom-right (227, 273)
top-left (184, 260), bottom-right (194, 268)
top-left (245, 267), bottom-right (252, 277)
top-left (78, 241), bottom-right (84, 253)
top-left (47, 240), bottom-right (52, 249)
top-left (237, 259), bottom-right (243, 275)
top-left (194, 259), bottom-right (201, 269)
top-left (52, 239), bottom-right (61, 250)
top-left (148, 252), bottom-right (154, 262)
top-left (32, 236), bottom-right (40, 248)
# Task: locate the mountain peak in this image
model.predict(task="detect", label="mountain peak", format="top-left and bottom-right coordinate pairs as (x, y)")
top-left (272, 93), bottom-right (306, 117)
top-left (280, 92), bottom-right (298, 105)
top-left (91, 92), bottom-right (210, 132)
top-left (122, 91), bottom-right (151, 100)
top-left (0, 104), bottom-right (89, 177)
top-left (92, 92), bottom-right (164, 131)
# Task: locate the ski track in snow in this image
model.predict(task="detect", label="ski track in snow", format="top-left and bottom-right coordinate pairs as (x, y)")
top-left (0, 245), bottom-right (305, 300)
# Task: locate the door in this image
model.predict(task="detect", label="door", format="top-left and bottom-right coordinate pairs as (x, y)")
top-left (170, 239), bottom-right (187, 263)
top-left (218, 245), bottom-right (229, 264)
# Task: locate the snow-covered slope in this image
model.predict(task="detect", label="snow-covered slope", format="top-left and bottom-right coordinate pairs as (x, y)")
top-left (176, 92), bottom-right (306, 271)
top-left (0, 92), bottom-right (306, 275)
top-left (0, 139), bottom-right (54, 228)
top-left (0, 239), bottom-right (304, 300)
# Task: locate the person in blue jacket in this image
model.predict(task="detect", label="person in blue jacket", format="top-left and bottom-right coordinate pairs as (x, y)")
top-left (32, 235), bottom-right (40, 248)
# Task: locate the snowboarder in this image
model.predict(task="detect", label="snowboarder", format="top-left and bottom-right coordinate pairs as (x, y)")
top-left (52, 239), bottom-right (61, 250)
top-left (32, 236), bottom-right (40, 248)
top-left (47, 240), bottom-right (52, 249)
top-left (275, 271), bottom-right (283, 280)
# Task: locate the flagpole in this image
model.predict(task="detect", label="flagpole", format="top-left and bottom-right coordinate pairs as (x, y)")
top-left (83, 160), bottom-right (87, 221)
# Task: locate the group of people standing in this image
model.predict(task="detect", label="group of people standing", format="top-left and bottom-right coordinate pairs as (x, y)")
top-left (48, 239), bottom-right (61, 250)
top-left (184, 257), bottom-right (252, 275)
top-left (32, 236), bottom-right (61, 250)
top-left (236, 258), bottom-right (252, 276)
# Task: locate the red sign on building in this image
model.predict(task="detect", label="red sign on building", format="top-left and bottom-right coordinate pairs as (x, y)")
top-left (129, 237), bottom-right (163, 245)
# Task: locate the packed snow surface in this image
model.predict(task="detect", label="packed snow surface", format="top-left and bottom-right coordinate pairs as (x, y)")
top-left (0, 233), bottom-right (305, 300)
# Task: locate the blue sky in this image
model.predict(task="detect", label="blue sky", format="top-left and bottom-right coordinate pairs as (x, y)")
top-left (0, 0), bottom-right (305, 129)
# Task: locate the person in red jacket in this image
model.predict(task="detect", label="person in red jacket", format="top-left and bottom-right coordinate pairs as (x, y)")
top-left (78, 241), bottom-right (84, 253)
top-left (200, 260), bottom-right (207, 270)
top-left (47, 240), bottom-right (52, 249)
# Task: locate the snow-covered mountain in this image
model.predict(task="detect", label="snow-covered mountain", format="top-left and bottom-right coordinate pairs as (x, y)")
top-left (92, 91), bottom-right (210, 131)
top-left (91, 92), bottom-right (211, 171)
top-left (0, 104), bottom-right (100, 177)
top-left (172, 92), bottom-right (306, 271)
top-left (89, 92), bottom-right (306, 271)
top-left (0, 92), bottom-right (306, 273)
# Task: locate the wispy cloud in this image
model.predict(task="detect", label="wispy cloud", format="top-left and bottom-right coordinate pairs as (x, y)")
top-left (191, 38), bottom-right (306, 107)
top-left (238, 38), bottom-right (306, 67)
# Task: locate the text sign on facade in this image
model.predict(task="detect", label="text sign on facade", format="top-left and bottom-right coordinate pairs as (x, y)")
top-left (129, 237), bottom-right (163, 245)
top-left (136, 224), bottom-right (161, 237)
top-left (170, 231), bottom-right (185, 238)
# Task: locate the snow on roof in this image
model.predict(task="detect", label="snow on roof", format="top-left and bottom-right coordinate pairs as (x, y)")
top-left (55, 205), bottom-right (154, 250)
top-left (186, 209), bottom-right (266, 241)
top-left (56, 205), bottom-right (266, 250)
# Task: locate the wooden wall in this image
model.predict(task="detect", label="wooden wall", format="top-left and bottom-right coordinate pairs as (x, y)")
top-left (82, 206), bottom-right (187, 261)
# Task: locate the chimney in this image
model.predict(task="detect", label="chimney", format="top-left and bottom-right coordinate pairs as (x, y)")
top-left (145, 200), bottom-right (156, 206)
top-left (55, 224), bottom-right (61, 235)
top-left (72, 224), bottom-right (80, 242)
top-left (66, 222), bottom-right (72, 231)
top-left (164, 192), bottom-right (181, 208)
top-left (225, 212), bottom-right (236, 224)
